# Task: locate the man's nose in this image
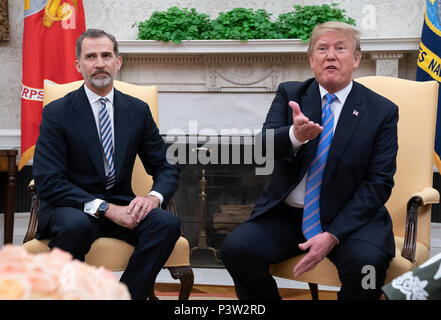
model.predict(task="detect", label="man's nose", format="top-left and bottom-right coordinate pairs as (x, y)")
top-left (95, 56), bottom-right (105, 67)
top-left (326, 47), bottom-right (337, 60)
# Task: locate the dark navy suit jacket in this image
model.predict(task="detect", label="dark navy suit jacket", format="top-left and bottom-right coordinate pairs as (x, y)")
top-left (253, 79), bottom-right (398, 256)
top-left (33, 85), bottom-right (179, 233)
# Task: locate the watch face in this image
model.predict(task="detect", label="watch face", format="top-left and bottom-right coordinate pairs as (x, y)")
top-left (98, 201), bottom-right (108, 212)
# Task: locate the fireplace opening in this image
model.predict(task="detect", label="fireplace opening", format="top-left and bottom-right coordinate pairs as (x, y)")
top-left (166, 135), bottom-right (271, 268)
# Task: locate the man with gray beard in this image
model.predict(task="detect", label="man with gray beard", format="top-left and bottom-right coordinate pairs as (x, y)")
top-left (32, 29), bottom-right (180, 300)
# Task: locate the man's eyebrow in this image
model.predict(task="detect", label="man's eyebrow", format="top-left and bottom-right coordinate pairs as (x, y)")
top-left (83, 51), bottom-right (113, 56)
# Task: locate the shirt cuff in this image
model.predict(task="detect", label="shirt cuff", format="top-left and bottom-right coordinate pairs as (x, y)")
top-left (289, 125), bottom-right (308, 149)
top-left (148, 191), bottom-right (164, 207)
top-left (84, 198), bottom-right (104, 218)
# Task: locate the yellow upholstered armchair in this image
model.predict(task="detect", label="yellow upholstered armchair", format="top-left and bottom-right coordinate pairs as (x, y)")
top-left (270, 76), bottom-right (440, 299)
top-left (22, 80), bottom-right (194, 300)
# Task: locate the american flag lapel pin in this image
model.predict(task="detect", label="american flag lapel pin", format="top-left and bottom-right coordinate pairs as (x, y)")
top-left (352, 109), bottom-right (359, 117)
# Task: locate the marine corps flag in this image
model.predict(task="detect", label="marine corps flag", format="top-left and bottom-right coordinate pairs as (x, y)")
top-left (19, 0), bottom-right (85, 170)
top-left (417, 0), bottom-right (441, 171)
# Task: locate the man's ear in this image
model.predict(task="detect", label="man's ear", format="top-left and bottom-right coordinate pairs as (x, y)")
top-left (75, 60), bottom-right (81, 73)
top-left (309, 55), bottom-right (314, 70)
top-left (353, 52), bottom-right (361, 69)
top-left (116, 56), bottom-right (122, 71)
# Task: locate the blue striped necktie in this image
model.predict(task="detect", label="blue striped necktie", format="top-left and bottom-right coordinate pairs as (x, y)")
top-left (98, 98), bottom-right (116, 189)
top-left (302, 93), bottom-right (337, 239)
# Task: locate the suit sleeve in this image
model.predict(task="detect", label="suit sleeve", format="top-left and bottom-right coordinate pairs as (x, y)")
top-left (256, 83), bottom-right (300, 162)
top-left (137, 104), bottom-right (179, 208)
top-left (326, 104), bottom-right (399, 242)
top-left (33, 104), bottom-right (95, 210)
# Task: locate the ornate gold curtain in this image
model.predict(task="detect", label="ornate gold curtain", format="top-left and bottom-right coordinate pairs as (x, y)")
top-left (0, 0), bottom-right (10, 41)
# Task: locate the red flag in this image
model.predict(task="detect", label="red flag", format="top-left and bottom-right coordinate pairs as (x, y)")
top-left (19, 0), bottom-right (86, 170)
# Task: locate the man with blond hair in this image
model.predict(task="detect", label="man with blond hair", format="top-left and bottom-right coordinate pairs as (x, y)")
top-left (222, 21), bottom-right (398, 300)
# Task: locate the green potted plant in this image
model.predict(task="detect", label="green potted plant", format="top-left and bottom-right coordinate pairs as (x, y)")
top-left (134, 4), bottom-right (355, 43)
top-left (209, 8), bottom-right (283, 41)
top-left (135, 6), bottom-right (212, 44)
top-left (275, 4), bottom-right (356, 41)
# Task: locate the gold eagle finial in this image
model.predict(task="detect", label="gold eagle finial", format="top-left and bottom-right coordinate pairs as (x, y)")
top-left (43, 0), bottom-right (77, 28)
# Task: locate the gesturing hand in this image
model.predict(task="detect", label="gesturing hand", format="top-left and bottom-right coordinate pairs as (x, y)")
top-left (289, 101), bottom-right (323, 143)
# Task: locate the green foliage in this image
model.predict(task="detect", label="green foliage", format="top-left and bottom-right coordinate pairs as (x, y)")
top-left (135, 4), bottom-right (356, 43)
top-left (135, 6), bottom-right (212, 44)
top-left (209, 8), bottom-right (283, 41)
top-left (276, 4), bottom-right (356, 41)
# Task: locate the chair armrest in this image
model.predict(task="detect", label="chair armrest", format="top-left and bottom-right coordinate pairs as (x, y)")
top-left (23, 179), bottom-right (40, 244)
top-left (402, 187), bottom-right (440, 263)
top-left (412, 187), bottom-right (440, 205)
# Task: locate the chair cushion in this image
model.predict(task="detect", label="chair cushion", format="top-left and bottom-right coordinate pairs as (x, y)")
top-left (270, 255), bottom-right (341, 287)
top-left (270, 236), bottom-right (431, 287)
top-left (23, 236), bottom-right (190, 272)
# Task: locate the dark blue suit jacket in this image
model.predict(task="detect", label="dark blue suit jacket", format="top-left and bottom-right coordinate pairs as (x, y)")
top-left (33, 85), bottom-right (179, 232)
top-left (253, 79), bottom-right (398, 256)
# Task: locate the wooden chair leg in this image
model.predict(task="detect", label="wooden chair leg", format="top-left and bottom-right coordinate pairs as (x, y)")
top-left (168, 266), bottom-right (194, 300)
top-left (308, 282), bottom-right (319, 300)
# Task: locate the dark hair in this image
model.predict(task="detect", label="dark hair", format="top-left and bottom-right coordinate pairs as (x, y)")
top-left (75, 29), bottom-right (119, 59)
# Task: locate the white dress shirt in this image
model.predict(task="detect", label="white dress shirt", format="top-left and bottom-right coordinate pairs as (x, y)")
top-left (284, 81), bottom-right (353, 208)
top-left (82, 85), bottom-right (163, 217)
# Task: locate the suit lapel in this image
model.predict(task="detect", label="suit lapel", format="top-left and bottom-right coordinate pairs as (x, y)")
top-left (113, 89), bottom-right (132, 181)
top-left (299, 80), bottom-right (323, 178)
top-left (70, 85), bottom-right (106, 178)
top-left (324, 82), bottom-right (365, 182)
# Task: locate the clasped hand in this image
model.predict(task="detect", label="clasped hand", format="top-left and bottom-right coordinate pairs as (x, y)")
top-left (105, 195), bottom-right (160, 229)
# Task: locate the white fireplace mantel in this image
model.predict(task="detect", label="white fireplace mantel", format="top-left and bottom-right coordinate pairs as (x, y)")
top-left (117, 37), bottom-right (420, 93)
top-left (114, 37), bottom-right (420, 135)
top-left (118, 37), bottom-right (420, 55)
top-left (0, 37), bottom-right (422, 152)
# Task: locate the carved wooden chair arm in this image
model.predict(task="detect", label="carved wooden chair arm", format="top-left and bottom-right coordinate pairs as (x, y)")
top-left (402, 187), bottom-right (440, 263)
top-left (166, 198), bottom-right (177, 215)
top-left (24, 180), bottom-right (39, 243)
top-left (165, 198), bottom-right (185, 236)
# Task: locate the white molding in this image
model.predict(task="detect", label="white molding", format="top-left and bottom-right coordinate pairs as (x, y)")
top-left (360, 37), bottom-right (420, 52)
top-left (0, 129), bottom-right (23, 164)
top-left (0, 212), bottom-right (30, 246)
top-left (431, 222), bottom-right (441, 257)
top-left (0, 129), bottom-right (21, 151)
top-left (118, 37), bottom-right (420, 55)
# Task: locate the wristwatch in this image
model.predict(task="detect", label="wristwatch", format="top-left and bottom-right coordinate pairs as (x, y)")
top-left (94, 201), bottom-right (109, 218)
